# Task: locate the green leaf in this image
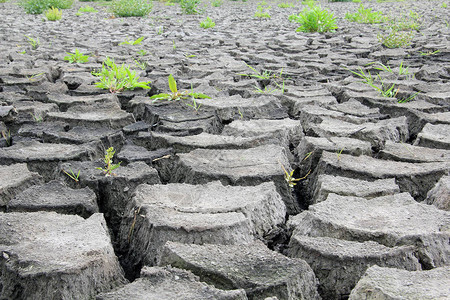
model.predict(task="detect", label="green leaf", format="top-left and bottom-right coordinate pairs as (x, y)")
top-left (150, 93), bottom-right (171, 100)
top-left (188, 92), bottom-right (211, 99)
top-left (168, 74), bottom-right (177, 94)
top-left (133, 36), bottom-right (145, 45)
top-left (110, 162), bottom-right (121, 171)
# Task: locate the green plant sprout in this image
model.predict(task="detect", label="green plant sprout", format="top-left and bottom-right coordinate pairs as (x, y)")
top-left (239, 64), bottom-right (286, 94)
top-left (150, 74), bottom-right (211, 102)
top-left (211, 0), bottom-right (222, 7)
top-left (27, 72), bottom-right (45, 82)
top-left (419, 49), bottom-right (441, 56)
top-left (200, 17), bottom-right (215, 28)
top-left (180, 0), bottom-right (201, 14)
top-left (345, 4), bottom-right (386, 24)
top-left (45, 6), bottom-right (62, 21)
top-left (255, 1), bottom-right (271, 18)
top-left (137, 49), bottom-right (148, 56)
top-left (133, 59), bottom-right (148, 70)
top-left (1, 130), bottom-right (12, 146)
top-left (302, 151), bottom-right (313, 161)
top-left (64, 49), bottom-right (89, 63)
top-left (182, 94), bottom-right (202, 112)
top-left (336, 147), bottom-right (344, 161)
top-left (289, 3), bottom-right (337, 32)
top-left (92, 57), bottom-right (151, 93)
top-left (78, 5), bottom-right (97, 13)
top-left (96, 147), bottom-right (121, 176)
top-left (279, 162), bottom-right (311, 188)
top-left (62, 168), bottom-right (80, 182)
top-left (377, 30), bottom-right (414, 48)
top-left (25, 35), bottom-right (40, 50)
top-left (30, 113), bottom-right (43, 122)
top-left (120, 36), bottom-right (145, 46)
top-left (278, 2), bottom-right (294, 8)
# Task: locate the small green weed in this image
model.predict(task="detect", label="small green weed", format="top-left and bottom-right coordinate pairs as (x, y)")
top-left (96, 147), bottom-right (121, 176)
top-left (137, 49), bottom-right (148, 56)
top-left (25, 35), bottom-right (40, 50)
top-left (211, 0), bottom-right (222, 6)
top-left (278, 2), bottom-right (294, 8)
top-left (377, 30), bottom-right (414, 48)
top-left (200, 17), bottom-right (215, 28)
top-left (1, 130), bottom-right (12, 147)
top-left (120, 36), bottom-right (145, 46)
top-left (77, 5), bottom-right (97, 13)
top-left (64, 49), bottom-right (89, 63)
top-left (239, 64), bottom-right (287, 94)
top-left (111, 0), bottom-right (152, 17)
top-left (180, 0), bottom-right (201, 14)
top-left (62, 168), bottom-right (80, 182)
top-left (45, 7), bottom-right (62, 20)
top-left (289, 3), bottom-right (337, 32)
top-left (419, 49), bottom-right (441, 56)
top-left (92, 57), bottom-right (151, 93)
top-left (255, 1), bottom-right (271, 18)
top-left (442, 2), bottom-right (447, 8)
top-left (150, 74), bottom-right (210, 102)
top-left (279, 162), bottom-right (310, 188)
top-left (345, 4), bottom-right (386, 24)
top-left (386, 10), bottom-right (421, 31)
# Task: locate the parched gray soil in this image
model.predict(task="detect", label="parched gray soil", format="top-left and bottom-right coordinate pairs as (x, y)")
top-left (0, 0), bottom-right (449, 299)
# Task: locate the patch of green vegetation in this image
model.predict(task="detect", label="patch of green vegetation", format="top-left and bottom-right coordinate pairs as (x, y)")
top-left (150, 74), bottom-right (210, 102)
top-left (255, 0), bottom-right (271, 18)
top-left (77, 5), bottom-right (98, 13)
top-left (64, 49), bottom-right (89, 63)
top-left (92, 57), bottom-right (151, 93)
top-left (289, 3), bottom-right (337, 32)
top-left (377, 30), bottom-right (414, 48)
top-left (386, 10), bottom-right (422, 31)
top-left (180, 0), bottom-right (201, 14)
top-left (25, 35), bottom-right (40, 50)
top-left (200, 17), bottom-right (215, 28)
top-left (45, 6), bottom-right (62, 20)
top-left (96, 147), bottom-right (121, 176)
top-left (120, 36), bottom-right (145, 46)
top-left (345, 4), bottom-right (386, 24)
top-left (278, 2), bottom-right (294, 8)
top-left (20, 0), bottom-right (72, 14)
top-left (111, 0), bottom-right (152, 17)
top-left (211, 0), bottom-right (222, 6)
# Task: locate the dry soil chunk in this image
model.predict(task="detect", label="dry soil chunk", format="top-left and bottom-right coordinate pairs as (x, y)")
top-left (119, 181), bottom-right (285, 270)
top-left (158, 241), bottom-right (321, 300)
top-left (424, 175), bottom-right (450, 211)
top-left (46, 102), bottom-right (135, 129)
top-left (0, 212), bottom-right (126, 299)
top-left (172, 144), bottom-right (298, 214)
top-left (308, 117), bottom-right (409, 150)
top-left (97, 266), bottom-right (247, 300)
top-left (314, 151), bottom-right (449, 200)
top-left (287, 236), bottom-right (420, 300)
top-left (311, 175), bottom-right (400, 204)
top-left (222, 118), bottom-right (304, 148)
top-left (288, 193), bottom-right (450, 269)
top-left (379, 140), bottom-right (450, 163)
top-left (349, 265), bottom-right (450, 300)
top-left (8, 180), bottom-right (98, 218)
top-left (414, 123), bottom-right (450, 150)
top-left (0, 163), bottom-right (42, 207)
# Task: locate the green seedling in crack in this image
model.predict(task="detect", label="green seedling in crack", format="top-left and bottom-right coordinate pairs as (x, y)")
top-left (279, 161), bottom-right (311, 188)
top-left (25, 35), bottom-right (40, 50)
top-left (1, 130), bottom-right (12, 146)
top-left (62, 168), bottom-right (80, 182)
top-left (96, 147), bottom-right (121, 176)
top-left (64, 49), bottom-right (89, 63)
top-left (120, 36), bottom-right (145, 46)
top-left (150, 74), bottom-right (210, 102)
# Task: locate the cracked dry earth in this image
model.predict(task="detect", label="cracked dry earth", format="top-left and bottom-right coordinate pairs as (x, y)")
top-left (0, 0), bottom-right (449, 299)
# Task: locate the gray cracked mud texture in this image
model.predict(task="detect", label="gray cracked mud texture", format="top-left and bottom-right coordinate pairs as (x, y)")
top-left (0, 0), bottom-right (449, 299)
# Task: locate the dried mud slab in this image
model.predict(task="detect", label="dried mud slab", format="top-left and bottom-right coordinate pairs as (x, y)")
top-left (424, 175), bottom-right (450, 211)
top-left (379, 140), bottom-right (450, 163)
top-left (0, 212), bottom-right (126, 299)
top-left (349, 265), bottom-right (450, 300)
top-left (288, 193), bottom-right (450, 269)
top-left (0, 163), bottom-right (42, 208)
top-left (310, 175), bottom-right (400, 204)
top-left (97, 266), bottom-right (247, 300)
top-left (170, 144), bottom-right (298, 214)
top-left (414, 123), bottom-right (450, 150)
top-left (118, 181), bottom-right (285, 271)
top-left (158, 241), bottom-right (321, 300)
top-left (313, 151), bottom-right (449, 201)
top-left (287, 236), bottom-right (420, 300)
top-left (7, 180), bottom-right (98, 218)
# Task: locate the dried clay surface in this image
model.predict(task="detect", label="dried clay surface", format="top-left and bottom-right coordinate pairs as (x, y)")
top-left (0, 0), bottom-right (449, 299)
